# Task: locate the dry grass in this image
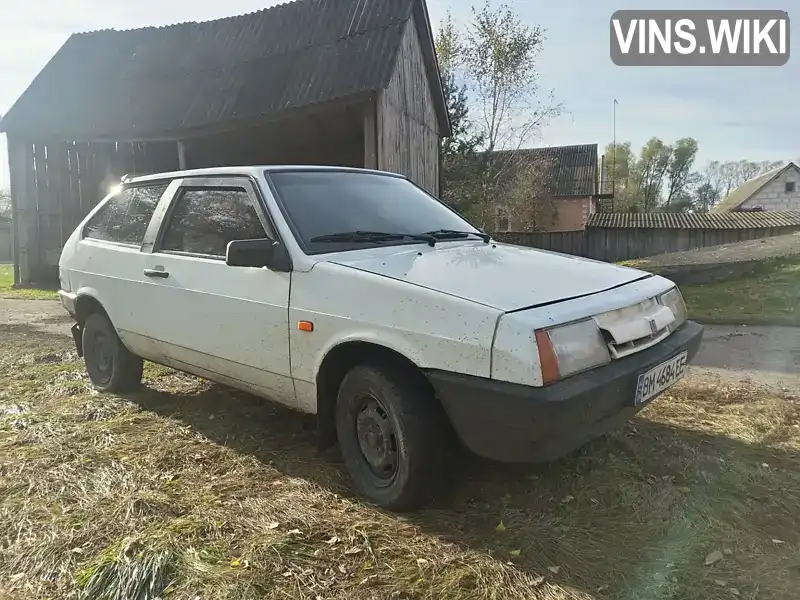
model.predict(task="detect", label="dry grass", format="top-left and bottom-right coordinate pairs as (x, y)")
top-left (0, 264), bottom-right (59, 300)
top-left (681, 258), bottom-right (800, 325)
top-left (1, 325), bottom-right (799, 600)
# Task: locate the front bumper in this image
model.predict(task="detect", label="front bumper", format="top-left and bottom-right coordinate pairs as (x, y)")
top-left (58, 290), bottom-right (78, 318)
top-left (58, 290), bottom-right (83, 356)
top-left (426, 320), bottom-right (704, 463)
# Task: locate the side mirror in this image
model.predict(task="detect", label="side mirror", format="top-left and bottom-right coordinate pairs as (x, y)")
top-left (226, 237), bottom-right (277, 268)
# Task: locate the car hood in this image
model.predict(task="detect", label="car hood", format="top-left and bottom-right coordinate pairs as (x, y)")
top-left (327, 241), bottom-right (652, 312)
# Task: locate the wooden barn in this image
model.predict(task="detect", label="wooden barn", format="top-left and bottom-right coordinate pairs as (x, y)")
top-left (0, 0), bottom-right (450, 284)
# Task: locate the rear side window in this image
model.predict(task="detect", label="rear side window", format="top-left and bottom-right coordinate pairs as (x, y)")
top-left (160, 188), bottom-right (266, 257)
top-left (84, 184), bottom-right (168, 245)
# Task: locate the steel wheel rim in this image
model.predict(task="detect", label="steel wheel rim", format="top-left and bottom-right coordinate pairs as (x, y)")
top-left (355, 395), bottom-right (399, 485)
top-left (90, 330), bottom-right (113, 384)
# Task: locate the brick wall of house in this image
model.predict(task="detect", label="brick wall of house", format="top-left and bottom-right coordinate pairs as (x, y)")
top-left (548, 197), bottom-right (594, 232)
top-left (740, 167), bottom-right (800, 211)
top-left (494, 196), bottom-right (595, 232)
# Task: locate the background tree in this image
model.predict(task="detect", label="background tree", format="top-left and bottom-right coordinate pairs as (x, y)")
top-left (0, 189), bottom-right (10, 219)
top-left (464, 2), bottom-right (558, 154)
top-left (634, 138), bottom-right (672, 212)
top-left (438, 2), bottom-right (562, 229)
top-left (664, 138), bottom-right (699, 208)
top-left (493, 153), bottom-right (556, 230)
top-left (436, 13), bottom-right (483, 216)
top-left (757, 159), bottom-right (783, 174)
top-left (692, 181), bottom-right (720, 213)
top-left (597, 141), bottom-right (788, 213)
top-left (737, 160), bottom-right (761, 183)
top-left (602, 142), bottom-right (639, 211)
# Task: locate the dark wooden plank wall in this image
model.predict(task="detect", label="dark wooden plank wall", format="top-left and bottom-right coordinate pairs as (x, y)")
top-left (0, 223), bottom-right (11, 262)
top-left (377, 15), bottom-right (439, 196)
top-left (495, 226), bottom-right (800, 263)
top-left (186, 105), bottom-right (365, 170)
top-left (8, 139), bottom-right (180, 284)
top-left (7, 139), bottom-right (36, 284)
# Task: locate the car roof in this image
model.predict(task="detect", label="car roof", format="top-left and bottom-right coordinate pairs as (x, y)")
top-left (126, 165), bottom-right (406, 185)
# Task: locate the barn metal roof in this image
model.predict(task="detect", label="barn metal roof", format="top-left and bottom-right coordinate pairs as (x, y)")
top-left (587, 210), bottom-right (800, 229)
top-left (491, 144), bottom-right (599, 197)
top-left (0, 0), bottom-right (449, 141)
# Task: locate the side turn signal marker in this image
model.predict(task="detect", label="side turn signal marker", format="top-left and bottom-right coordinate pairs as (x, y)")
top-left (298, 321), bottom-right (314, 332)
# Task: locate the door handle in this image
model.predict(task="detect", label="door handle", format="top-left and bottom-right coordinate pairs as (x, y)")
top-left (144, 268), bottom-right (169, 279)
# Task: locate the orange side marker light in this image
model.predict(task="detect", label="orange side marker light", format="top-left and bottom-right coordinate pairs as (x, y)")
top-left (535, 329), bottom-right (560, 384)
top-left (298, 321), bottom-right (314, 332)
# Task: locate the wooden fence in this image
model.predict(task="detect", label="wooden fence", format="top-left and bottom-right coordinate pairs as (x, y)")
top-left (494, 225), bottom-right (800, 263)
top-left (0, 223), bottom-right (11, 263)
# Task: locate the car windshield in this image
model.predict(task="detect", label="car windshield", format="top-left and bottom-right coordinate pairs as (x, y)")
top-left (267, 170), bottom-right (481, 254)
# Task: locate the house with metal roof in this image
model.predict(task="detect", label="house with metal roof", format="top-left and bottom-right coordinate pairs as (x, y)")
top-left (712, 162), bottom-right (800, 213)
top-left (491, 144), bottom-right (611, 232)
top-left (0, 0), bottom-right (450, 284)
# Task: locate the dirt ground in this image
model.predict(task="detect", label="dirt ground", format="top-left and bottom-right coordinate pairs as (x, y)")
top-left (631, 231), bottom-right (800, 269)
top-left (692, 324), bottom-right (800, 391)
top-left (0, 299), bottom-right (72, 334)
top-left (3, 299), bottom-right (797, 391)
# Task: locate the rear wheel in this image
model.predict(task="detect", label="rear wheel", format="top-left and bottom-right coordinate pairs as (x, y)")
top-left (82, 312), bottom-right (143, 393)
top-left (335, 364), bottom-right (453, 511)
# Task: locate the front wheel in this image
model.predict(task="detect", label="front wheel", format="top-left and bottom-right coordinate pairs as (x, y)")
top-left (82, 312), bottom-right (143, 393)
top-left (335, 364), bottom-right (453, 511)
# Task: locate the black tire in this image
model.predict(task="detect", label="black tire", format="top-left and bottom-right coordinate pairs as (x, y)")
top-left (82, 312), bottom-right (143, 393)
top-left (335, 363), bottom-right (453, 511)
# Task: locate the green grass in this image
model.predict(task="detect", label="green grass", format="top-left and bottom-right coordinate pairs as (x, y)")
top-left (681, 258), bottom-right (800, 325)
top-left (0, 263), bottom-right (59, 300)
top-left (617, 259), bottom-right (649, 269)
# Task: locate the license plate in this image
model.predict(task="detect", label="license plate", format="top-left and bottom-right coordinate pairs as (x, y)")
top-left (634, 351), bottom-right (688, 406)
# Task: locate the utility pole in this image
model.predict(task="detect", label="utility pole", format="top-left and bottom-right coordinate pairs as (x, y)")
top-left (612, 98), bottom-right (618, 211)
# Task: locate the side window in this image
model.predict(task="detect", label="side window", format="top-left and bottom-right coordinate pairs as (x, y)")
top-left (160, 188), bottom-right (267, 257)
top-left (84, 184), bottom-right (168, 245)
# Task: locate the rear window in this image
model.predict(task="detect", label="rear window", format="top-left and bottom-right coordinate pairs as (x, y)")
top-left (84, 183), bottom-right (168, 245)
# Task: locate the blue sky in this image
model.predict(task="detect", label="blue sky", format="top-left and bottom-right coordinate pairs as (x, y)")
top-left (0, 0), bottom-right (796, 188)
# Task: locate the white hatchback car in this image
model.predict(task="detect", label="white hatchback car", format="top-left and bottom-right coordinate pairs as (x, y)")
top-left (58, 166), bottom-right (703, 510)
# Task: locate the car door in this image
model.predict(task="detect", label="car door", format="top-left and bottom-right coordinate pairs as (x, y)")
top-left (134, 176), bottom-right (295, 408)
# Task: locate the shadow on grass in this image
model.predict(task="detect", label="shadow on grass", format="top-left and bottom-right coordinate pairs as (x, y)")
top-left (125, 381), bottom-right (800, 599)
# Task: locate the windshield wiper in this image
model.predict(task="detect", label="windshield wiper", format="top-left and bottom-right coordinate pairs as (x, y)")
top-left (310, 231), bottom-right (436, 246)
top-left (423, 229), bottom-right (491, 243)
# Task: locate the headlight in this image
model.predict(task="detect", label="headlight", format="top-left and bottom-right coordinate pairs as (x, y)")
top-left (659, 287), bottom-right (687, 329)
top-left (535, 319), bottom-right (611, 384)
